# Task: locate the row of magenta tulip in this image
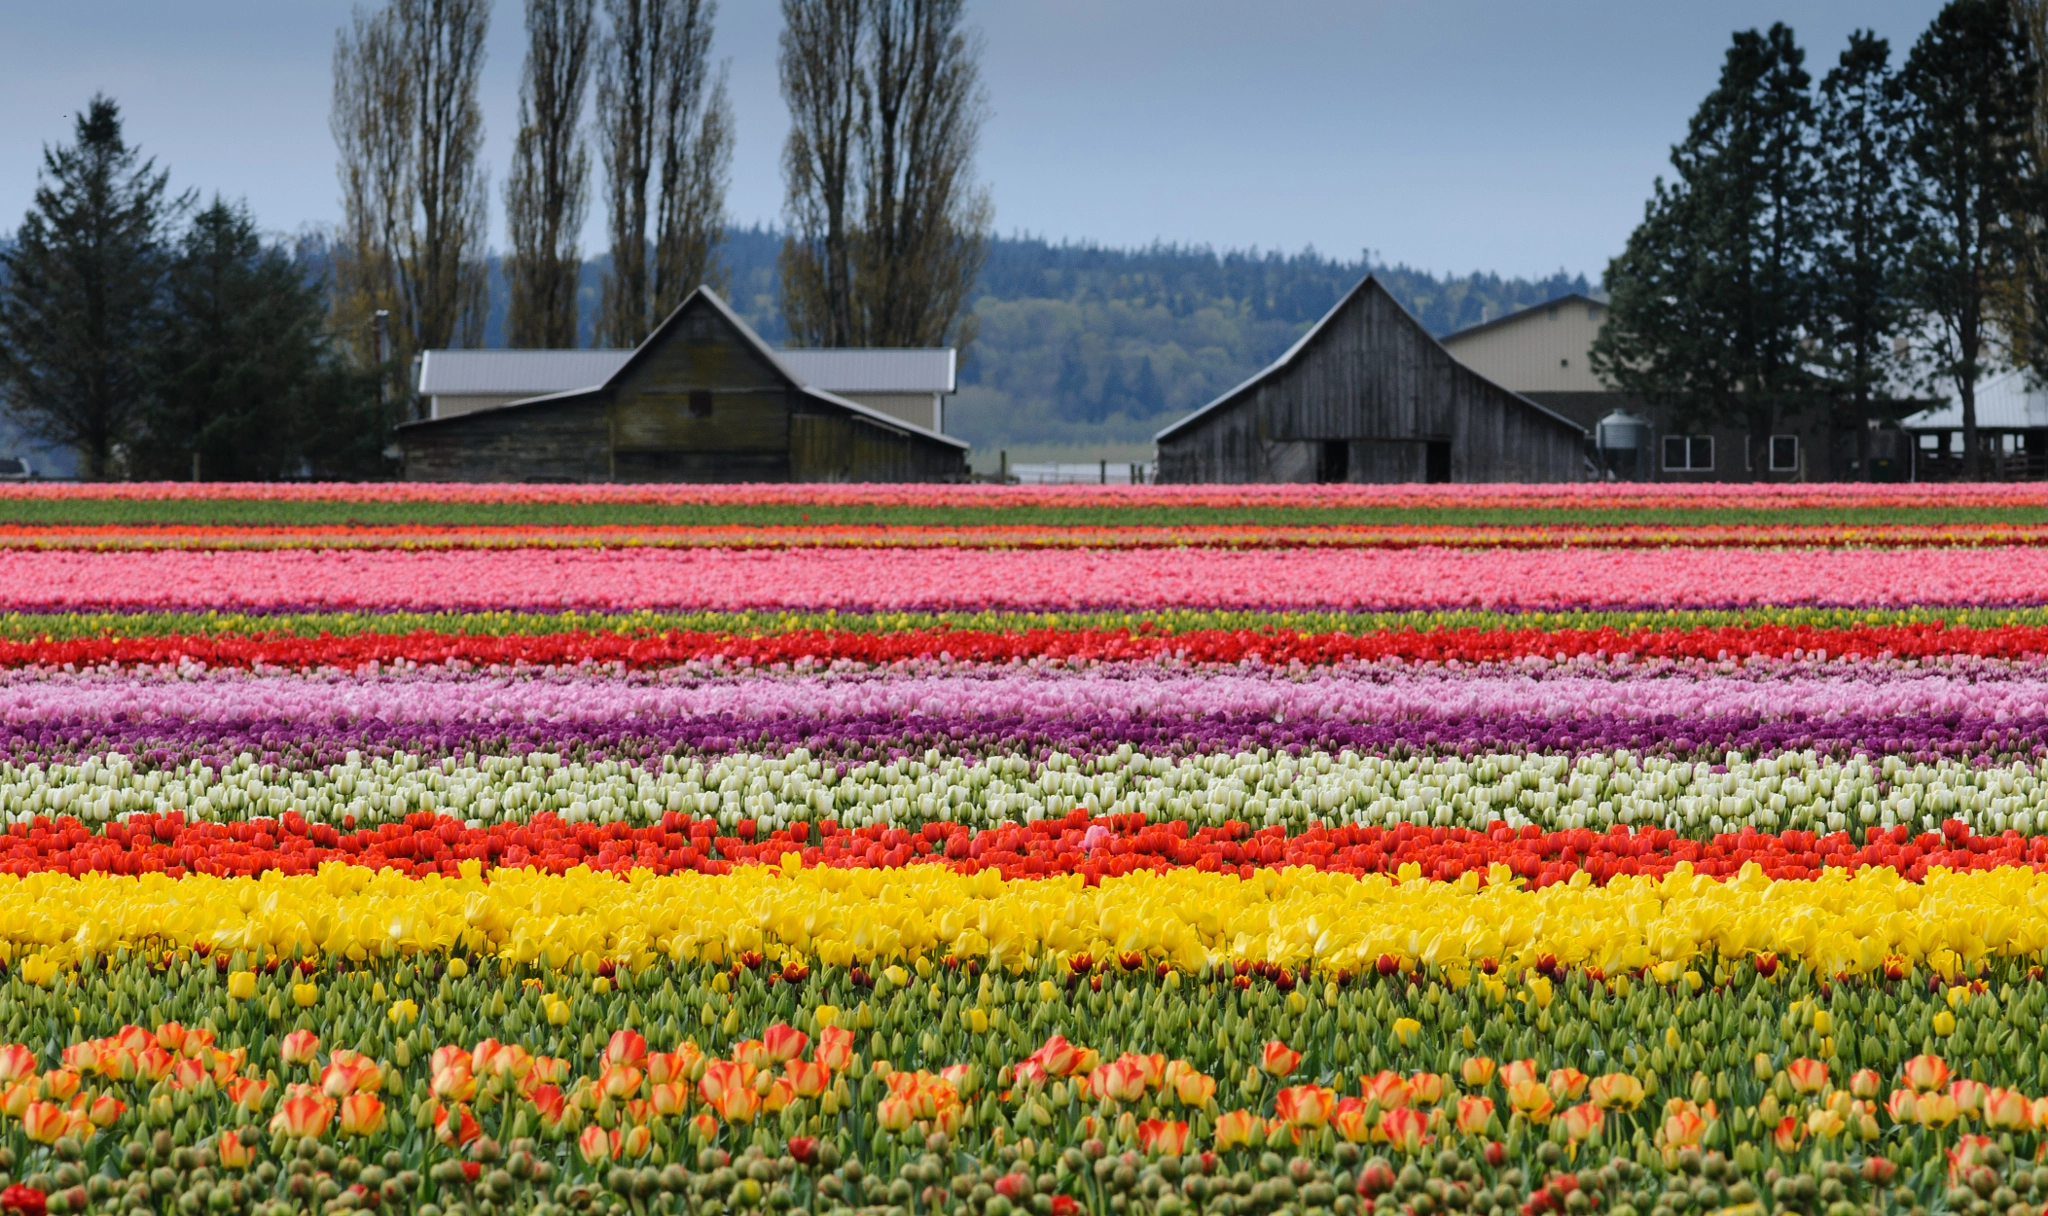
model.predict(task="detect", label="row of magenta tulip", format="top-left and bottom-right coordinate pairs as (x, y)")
top-left (2, 747), bottom-right (2044, 845)
top-left (0, 951), bottom-right (2038, 1215)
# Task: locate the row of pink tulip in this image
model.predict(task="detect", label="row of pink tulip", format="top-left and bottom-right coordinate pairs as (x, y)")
top-left (7, 545), bottom-right (2048, 612)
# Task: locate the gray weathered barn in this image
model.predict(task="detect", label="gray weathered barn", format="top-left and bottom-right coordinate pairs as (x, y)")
top-left (399, 288), bottom-right (968, 483)
top-left (1154, 276), bottom-right (1587, 483)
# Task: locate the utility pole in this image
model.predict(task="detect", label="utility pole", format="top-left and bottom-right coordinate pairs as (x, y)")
top-left (371, 309), bottom-right (396, 416)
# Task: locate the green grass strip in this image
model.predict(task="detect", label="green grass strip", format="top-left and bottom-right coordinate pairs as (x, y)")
top-left (4, 604), bottom-right (2045, 641)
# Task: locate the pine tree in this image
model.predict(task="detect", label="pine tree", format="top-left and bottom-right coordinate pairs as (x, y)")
top-left (1899, 0), bottom-right (2037, 478)
top-left (0, 96), bottom-right (184, 477)
top-left (1813, 32), bottom-right (1912, 429)
top-left (1130, 356), bottom-right (1164, 416)
top-left (145, 199), bottom-right (379, 480)
top-left (1095, 361), bottom-right (1126, 424)
top-left (1591, 25), bottom-right (1823, 475)
top-left (1052, 348), bottom-right (1088, 421)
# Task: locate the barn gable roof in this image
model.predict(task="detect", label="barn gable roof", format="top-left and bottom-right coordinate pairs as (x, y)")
top-left (399, 287), bottom-right (968, 450)
top-left (1438, 292), bottom-right (1604, 345)
top-left (1154, 275), bottom-right (1586, 442)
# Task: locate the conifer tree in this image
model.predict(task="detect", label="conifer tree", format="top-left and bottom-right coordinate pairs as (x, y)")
top-left (0, 96), bottom-right (183, 477)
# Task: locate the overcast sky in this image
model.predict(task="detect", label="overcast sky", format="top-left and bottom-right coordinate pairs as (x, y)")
top-left (0, 0), bottom-right (1946, 282)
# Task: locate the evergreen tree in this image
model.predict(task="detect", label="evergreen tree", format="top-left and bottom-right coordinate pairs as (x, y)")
top-left (1899, 0), bottom-right (2037, 477)
top-left (145, 199), bottom-right (380, 480)
top-left (1813, 32), bottom-right (1912, 427)
top-left (1052, 347), bottom-right (1088, 421)
top-left (1591, 25), bottom-right (1823, 475)
top-left (1095, 361), bottom-right (1126, 423)
top-left (0, 96), bottom-right (184, 477)
top-left (1130, 355), bottom-right (1164, 415)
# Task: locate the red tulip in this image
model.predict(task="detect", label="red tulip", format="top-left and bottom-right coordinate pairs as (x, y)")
top-left (578, 1125), bottom-right (620, 1165)
top-left (530, 1084), bottom-right (572, 1130)
top-left (19, 1102), bottom-right (64, 1145)
top-left (1902, 1054), bottom-right (1949, 1093)
top-left (337, 1093), bottom-right (386, 1137)
top-left (603, 1030), bottom-right (648, 1070)
top-left (1560, 1102), bottom-right (1604, 1143)
top-left (280, 1031), bottom-right (320, 1067)
top-left (1274, 1085), bottom-right (1335, 1129)
top-left (815, 1026), bottom-right (854, 1072)
top-left (1136, 1119), bottom-right (1191, 1156)
top-left (762, 1023), bottom-right (809, 1063)
top-left (1377, 1106), bottom-right (1431, 1153)
top-left (432, 1102), bottom-right (482, 1147)
top-left (785, 1059), bottom-right (832, 1099)
top-left (1786, 1058), bottom-right (1827, 1095)
top-left (1260, 1040), bottom-right (1301, 1078)
top-left (86, 1095), bottom-right (124, 1127)
top-left (269, 1093), bottom-right (334, 1139)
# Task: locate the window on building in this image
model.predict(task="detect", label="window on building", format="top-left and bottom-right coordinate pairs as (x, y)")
top-left (688, 390), bottom-right (712, 418)
top-left (1663, 435), bottom-right (1713, 471)
top-left (1769, 435), bottom-right (1799, 471)
top-left (1559, 358), bottom-right (1569, 368)
top-left (1918, 433), bottom-right (1940, 450)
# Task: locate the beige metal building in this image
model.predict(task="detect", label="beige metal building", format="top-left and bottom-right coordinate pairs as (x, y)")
top-left (1439, 294), bottom-right (1611, 395)
top-left (1439, 293), bottom-right (1859, 481)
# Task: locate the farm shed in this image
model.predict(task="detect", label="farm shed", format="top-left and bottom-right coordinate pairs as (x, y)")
top-left (1154, 275), bottom-right (1587, 483)
top-left (399, 288), bottom-right (968, 483)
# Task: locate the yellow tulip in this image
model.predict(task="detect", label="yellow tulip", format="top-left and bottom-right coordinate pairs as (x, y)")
top-left (388, 1000), bottom-right (419, 1027)
top-left (0, 858), bottom-right (2042, 980)
top-left (292, 983), bottom-right (319, 1008)
top-left (227, 971), bottom-right (257, 1001)
top-left (1932, 1011), bottom-right (1957, 1037)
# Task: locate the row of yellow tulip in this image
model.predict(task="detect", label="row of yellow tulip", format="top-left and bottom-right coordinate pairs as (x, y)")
top-left (2, 858), bottom-right (2044, 980)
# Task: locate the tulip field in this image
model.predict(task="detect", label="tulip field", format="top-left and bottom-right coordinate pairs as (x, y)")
top-left (8, 484), bottom-right (2048, 1216)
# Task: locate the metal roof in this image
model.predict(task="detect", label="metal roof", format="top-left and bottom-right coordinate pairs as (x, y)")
top-left (417, 346), bottom-right (952, 396)
top-left (417, 350), bottom-right (630, 396)
top-left (1902, 369), bottom-right (2048, 430)
top-left (1439, 293), bottom-right (1605, 345)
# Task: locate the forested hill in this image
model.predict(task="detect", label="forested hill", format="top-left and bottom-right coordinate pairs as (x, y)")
top-left (484, 229), bottom-right (1596, 460)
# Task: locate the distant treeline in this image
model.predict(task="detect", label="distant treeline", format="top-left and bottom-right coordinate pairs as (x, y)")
top-left (473, 229), bottom-right (1594, 453)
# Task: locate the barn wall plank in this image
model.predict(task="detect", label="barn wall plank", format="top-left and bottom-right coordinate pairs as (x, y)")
top-left (1157, 277), bottom-right (1585, 483)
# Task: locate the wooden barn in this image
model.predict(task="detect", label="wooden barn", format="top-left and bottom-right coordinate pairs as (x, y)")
top-left (399, 288), bottom-right (968, 483)
top-left (1154, 276), bottom-right (1587, 483)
